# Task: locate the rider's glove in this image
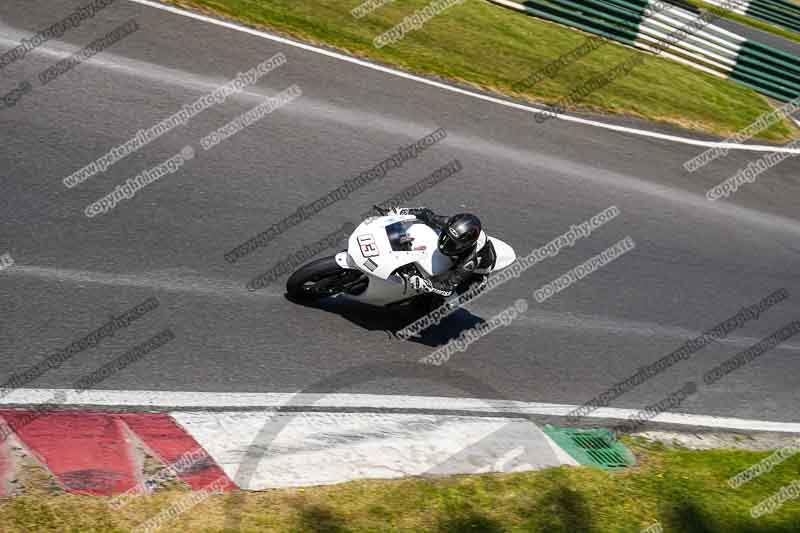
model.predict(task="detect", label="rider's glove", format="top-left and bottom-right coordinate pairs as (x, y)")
top-left (413, 208), bottom-right (435, 223)
top-left (400, 207), bottom-right (434, 221)
top-left (409, 275), bottom-right (434, 293)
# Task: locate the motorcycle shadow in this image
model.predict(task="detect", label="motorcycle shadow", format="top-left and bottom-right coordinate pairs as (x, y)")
top-left (284, 295), bottom-right (485, 348)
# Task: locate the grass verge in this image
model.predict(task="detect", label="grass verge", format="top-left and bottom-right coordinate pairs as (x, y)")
top-left (161, 0), bottom-right (797, 141)
top-left (2, 437), bottom-right (800, 532)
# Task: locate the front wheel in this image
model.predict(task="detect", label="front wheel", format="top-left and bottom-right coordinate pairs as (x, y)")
top-left (286, 256), bottom-right (366, 301)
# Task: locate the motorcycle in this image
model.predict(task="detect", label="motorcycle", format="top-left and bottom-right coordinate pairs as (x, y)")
top-left (286, 207), bottom-right (517, 307)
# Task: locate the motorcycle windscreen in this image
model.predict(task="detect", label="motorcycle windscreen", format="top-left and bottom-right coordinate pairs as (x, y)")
top-left (488, 237), bottom-right (516, 271)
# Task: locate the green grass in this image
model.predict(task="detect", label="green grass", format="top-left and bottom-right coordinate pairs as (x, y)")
top-left (163, 0), bottom-right (797, 141)
top-left (2, 438), bottom-right (800, 531)
top-left (683, 0), bottom-right (800, 44)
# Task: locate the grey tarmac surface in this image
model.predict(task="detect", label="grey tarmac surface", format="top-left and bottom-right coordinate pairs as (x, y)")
top-left (0, 0), bottom-right (799, 423)
top-left (713, 15), bottom-right (800, 57)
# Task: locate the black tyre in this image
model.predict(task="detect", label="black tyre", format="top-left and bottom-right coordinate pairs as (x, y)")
top-left (286, 256), bottom-right (366, 301)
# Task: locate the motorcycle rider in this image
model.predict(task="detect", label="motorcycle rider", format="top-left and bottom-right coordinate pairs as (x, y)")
top-left (402, 208), bottom-right (496, 298)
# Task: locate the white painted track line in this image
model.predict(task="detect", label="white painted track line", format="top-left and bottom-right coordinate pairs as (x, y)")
top-left (3, 388), bottom-right (800, 433)
top-left (172, 411), bottom-right (574, 488)
top-left (127, 0), bottom-right (800, 154)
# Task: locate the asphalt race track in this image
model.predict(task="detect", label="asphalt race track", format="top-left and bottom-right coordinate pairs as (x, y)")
top-left (1, 0), bottom-right (799, 425)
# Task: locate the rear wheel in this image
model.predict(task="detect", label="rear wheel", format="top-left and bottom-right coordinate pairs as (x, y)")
top-left (286, 257), bottom-right (366, 301)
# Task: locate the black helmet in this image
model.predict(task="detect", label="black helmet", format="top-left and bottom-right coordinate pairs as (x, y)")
top-left (438, 213), bottom-right (481, 257)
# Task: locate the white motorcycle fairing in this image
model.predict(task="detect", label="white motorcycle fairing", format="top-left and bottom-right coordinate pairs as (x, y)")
top-left (333, 213), bottom-right (516, 306)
